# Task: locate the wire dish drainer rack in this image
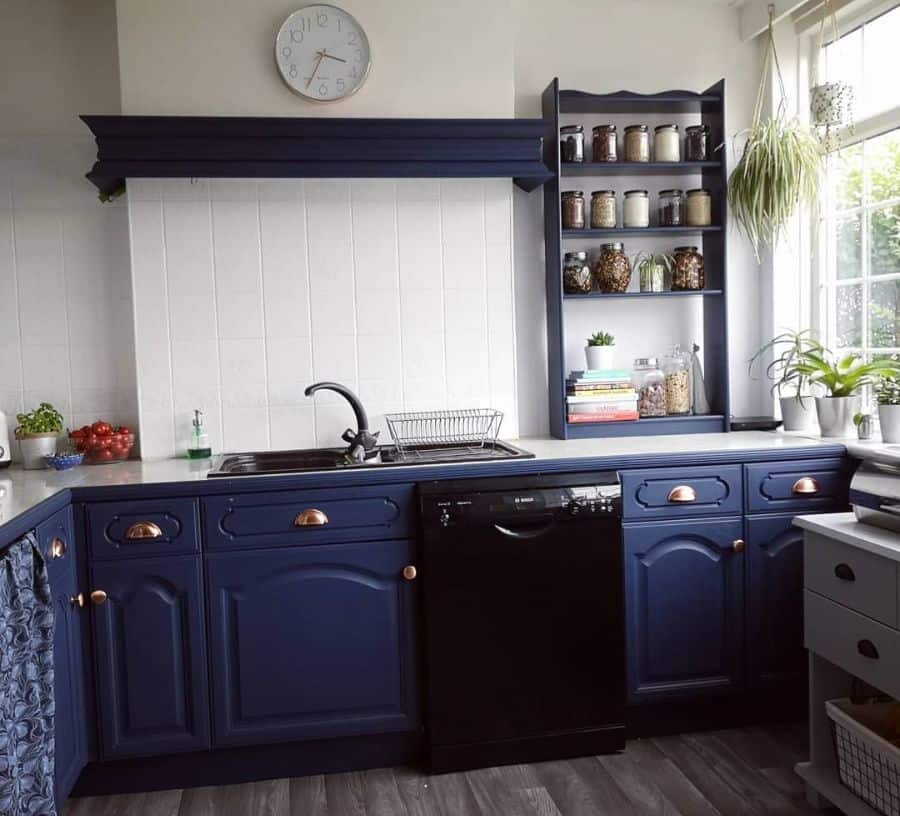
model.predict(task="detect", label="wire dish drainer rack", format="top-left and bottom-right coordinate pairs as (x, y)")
top-left (383, 409), bottom-right (505, 460)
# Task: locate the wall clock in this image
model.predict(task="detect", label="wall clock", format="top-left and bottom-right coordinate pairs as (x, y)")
top-left (274, 4), bottom-right (372, 102)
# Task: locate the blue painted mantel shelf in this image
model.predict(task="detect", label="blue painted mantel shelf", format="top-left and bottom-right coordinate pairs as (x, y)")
top-left (80, 115), bottom-right (553, 197)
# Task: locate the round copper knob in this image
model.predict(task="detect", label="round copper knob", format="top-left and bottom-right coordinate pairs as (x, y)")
top-left (402, 565), bottom-right (417, 581)
top-left (70, 593), bottom-right (85, 608)
top-left (733, 539), bottom-right (746, 553)
top-left (51, 537), bottom-right (67, 559)
top-left (90, 590), bottom-right (108, 605)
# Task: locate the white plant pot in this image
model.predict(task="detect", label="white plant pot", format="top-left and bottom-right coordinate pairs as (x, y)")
top-left (585, 345), bottom-right (615, 372)
top-left (17, 434), bottom-right (57, 470)
top-left (815, 395), bottom-right (861, 439)
top-left (879, 404), bottom-right (900, 443)
top-left (810, 81), bottom-right (854, 127)
top-left (779, 395), bottom-right (815, 431)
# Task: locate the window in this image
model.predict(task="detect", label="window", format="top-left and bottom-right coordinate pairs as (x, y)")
top-left (816, 4), bottom-right (900, 367)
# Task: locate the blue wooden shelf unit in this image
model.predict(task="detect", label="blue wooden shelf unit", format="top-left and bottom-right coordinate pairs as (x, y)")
top-left (542, 78), bottom-right (730, 439)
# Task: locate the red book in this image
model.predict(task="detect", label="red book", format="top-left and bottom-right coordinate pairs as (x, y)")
top-left (567, 411), bottom-right (639, 423)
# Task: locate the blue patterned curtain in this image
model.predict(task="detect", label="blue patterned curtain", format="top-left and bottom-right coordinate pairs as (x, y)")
top-left (0, 533), bottom-right (56, 816)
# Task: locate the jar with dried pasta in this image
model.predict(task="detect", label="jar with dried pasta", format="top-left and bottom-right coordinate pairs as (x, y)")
top-left (663, 346), bottom-right (691, 415)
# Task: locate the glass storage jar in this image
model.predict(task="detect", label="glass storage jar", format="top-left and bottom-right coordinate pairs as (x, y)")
top-left (658, 189), bottom-right (684, 226)
top-left (664, 346), bottom-right (691, 415)
top-left (563, 251), bottom-right (592, 294)
top-left (685, 124), bottom-right (710, 161)
top-left (560, 125), bottom-right (584, 163)
top-left (561, 190), bottom-right (586, 229)
top-left (672, 246), bottom-right (704, 290)
top-left (634, 358), bottom-right (667, 417)
top-left (654, 124), bottom-right (680, 162)
top-left (593, 243), bottom-right (632, 293)
top-left (623, 189), bottom-right (650, 228)
top-left (590, 190), bottom-right (617, 228)
top-left (685, 188), bottom-right (712, 226)
top-left (636, 253), bottom-right (667, 292)
top-left (592, 125), bottom-right (617, 162)
top-left (624, 125), bottom-right (650, 162)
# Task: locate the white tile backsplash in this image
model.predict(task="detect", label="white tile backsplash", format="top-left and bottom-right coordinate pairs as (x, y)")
top-left (129, 178), bottom-right (518, 458)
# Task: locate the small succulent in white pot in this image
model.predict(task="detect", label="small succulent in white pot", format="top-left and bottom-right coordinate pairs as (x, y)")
top-left (15, 402), bottom-right (63, 469)
top-left (877, 376), bottom-right (900, 443)
top-left (585, 331), bottom-right (615, 372)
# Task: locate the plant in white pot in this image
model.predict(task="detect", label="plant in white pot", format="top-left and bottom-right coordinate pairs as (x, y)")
top-left (15, 402), bottom-right (63, 469)
top-left (585, 331), bottom-right (615, 372)
top-left (877, 376), bottom-right (900, 443)
top-left (749, 330), bottom-right (821, 431)
top-left (791, 350), bottom-right (900, 438)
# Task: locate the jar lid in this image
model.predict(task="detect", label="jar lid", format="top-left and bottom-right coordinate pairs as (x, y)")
top-left (654, 124), bottom-right (679, 132)
top-left (561, 190), bottom-right (584, 197)
top-left (590, 190), bottom-right (616, 197)
top-left (560, 125), bottom-right (583, 134)
top-left (592, 124), bottom-right (616, 132)
top-left (564, 251), bottom-right (588, 261)
top-left (634, 357), bottom-right (659, 367)
top-left (686, 188), bottom-right (710, 195)
top-left (600, 242), bottom-right (624, 251)
top-left (624, 124), bottom-right (648, 132)
top-left (624, 189), bottom-right (649, 197)
top-left (686, 124), bottom-right (710, 133)
top-left (658, 189), bottom-right (683, 197)
top-left (674, 246), bottom-right (699, 252)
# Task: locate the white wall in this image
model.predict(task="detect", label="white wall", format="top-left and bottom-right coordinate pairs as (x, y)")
top-left (0, 0), bottom-right (137, 459)
top-left (129, 178), bottom-right (516, 459)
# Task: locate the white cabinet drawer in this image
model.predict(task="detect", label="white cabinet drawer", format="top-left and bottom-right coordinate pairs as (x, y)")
top-left (805, 590), bottom-right (900, 700)
top-left (804, 531), bottom-right (898, 628)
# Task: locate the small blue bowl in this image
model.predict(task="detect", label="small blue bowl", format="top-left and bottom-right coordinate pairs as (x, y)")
top-left (45, 452), bottom-right (84, 471)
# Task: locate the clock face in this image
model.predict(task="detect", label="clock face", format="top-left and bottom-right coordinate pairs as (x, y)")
top-left (275, 5), bottom-right (371, 102)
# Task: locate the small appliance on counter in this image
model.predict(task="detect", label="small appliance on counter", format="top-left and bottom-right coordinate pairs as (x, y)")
top-left (850, 460), bottom-right (900, 532)
top-left (0, 410), bottom-right (11, 468)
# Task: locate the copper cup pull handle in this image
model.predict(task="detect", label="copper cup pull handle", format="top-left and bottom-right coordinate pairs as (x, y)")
top-left (667, 485), bottom-right (697, 503)
top-left (51, 537), bottom-right (67, 559)
top-left (125, 521), bottom-right (163, 540)
top-left (294, 509), bottom-right (329, 527)
top-left (90, 590), bottom-right (108, 605)
top-left (792, 477), bottom-right (820, 495)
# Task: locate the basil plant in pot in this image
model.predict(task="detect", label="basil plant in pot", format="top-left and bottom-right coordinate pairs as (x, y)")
top-left (749, 330), bottom-right (820, 431)
top-left (15, 402), bottom-right (63, 469)
top-left (791, 351), bottom-right (900, 438)
top-left (877, 376), bottom-right (900, 443)
top-left (585, 331), bottom-right (615, 371)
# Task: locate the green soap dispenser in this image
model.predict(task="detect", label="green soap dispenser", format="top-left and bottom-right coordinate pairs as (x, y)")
top-left (186, 409), bottom-right (212, 460)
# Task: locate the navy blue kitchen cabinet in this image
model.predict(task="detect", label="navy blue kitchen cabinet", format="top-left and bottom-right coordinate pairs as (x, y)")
top-left (206, 538), bottom-right (419, 748)
top-left (620, 466), bottom-right (743, 521)
top-left (624, 517), bottom-right (745, 703)
top-left (38, 508), bottom-right (90, 806)
top-left (90, 554), bottom-right (211, 759)
top-left (745, 513), bottom-right (806, 691)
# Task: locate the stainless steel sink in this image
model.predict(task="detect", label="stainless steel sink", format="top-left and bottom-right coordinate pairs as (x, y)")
top-left (207, 440), bottom-right (534, 477)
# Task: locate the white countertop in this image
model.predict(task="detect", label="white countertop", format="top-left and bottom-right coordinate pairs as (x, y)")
top-left (794, 512), bottom-right (900, 562)
top-left (0, 430), bottom-right (842, 535)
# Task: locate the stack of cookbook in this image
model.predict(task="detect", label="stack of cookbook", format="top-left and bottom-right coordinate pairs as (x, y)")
top-left (566, 369), bottom-right (639, 423)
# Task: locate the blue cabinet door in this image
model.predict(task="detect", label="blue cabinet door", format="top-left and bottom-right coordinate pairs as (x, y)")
top-left (746, 514), bottom-right (806, 690)
top-left (37, 507), bottom-right (89, 808)
top-left (206, 539), bottom-right (419, 747)
top-left (624, 517), bottom-right (744, 703)
top-left (90, 555), bottom-right (211, 759)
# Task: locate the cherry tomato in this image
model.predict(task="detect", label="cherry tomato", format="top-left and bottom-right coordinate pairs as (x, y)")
top-left (96, 448), bottom-right (114, 461)
top-left (117, 426), bottom-right (133, 436)
top-left (92, 421), bottom-right (113, 436)
top-left (69, 429), bottom-right (86, 440)
top-left (85, 434), bottom-right (99, 449)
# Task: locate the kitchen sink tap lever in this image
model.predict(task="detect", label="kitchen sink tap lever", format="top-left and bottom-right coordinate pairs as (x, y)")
top-left (303, 381), bottom-right (379, 463)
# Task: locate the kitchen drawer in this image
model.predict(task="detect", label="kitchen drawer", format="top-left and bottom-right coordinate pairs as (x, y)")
top-left (87, 498), bottom-right (200, 560)
top-left (620, 465), bottom-right (742, 520)
top-left (804, 531), bottom-right (898, 628)
top-left (805, 590), bottom-right (900, 700)
top-left (745, 458), bottom-right (848, 514)
top-left (36, 505), bottom-right (75, 580)
top-left (203, 484), bottom-right (415, 550)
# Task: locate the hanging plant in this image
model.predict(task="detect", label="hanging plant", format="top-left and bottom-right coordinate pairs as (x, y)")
top-left (810, 0), bottom-right (854, 148)
top-left (729, 9), bottom-right (823, 260)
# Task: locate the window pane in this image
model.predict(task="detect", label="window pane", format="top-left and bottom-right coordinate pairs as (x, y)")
top-left (836, 213), bottom-right (863, 279)
top-left (862, 6), bottom-right (900, 117)
top-left (824, 27), bottom-right (862, 100)
top-left (870, 279), bottom-right (900, 347)
top-left (871, 204), bottom-right (900, 277)
top-left (837, 283), bottom-right (863, 346)
top-left (867, 128), bottom-right (900, 205)
top-left (830, 142), bottom-right (863, 210)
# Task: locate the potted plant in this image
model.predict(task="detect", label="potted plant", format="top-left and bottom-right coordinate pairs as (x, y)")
top-left (877, 375), bottom-right (900, 443)
top-left (749, 330), bottom-right (820, 431)
top-left (15, 402), bottom-right (63, 469)
top-left (631, 251), bottom-right (673, 293)
top-left (810, 1), bottom-right (854, 144)
top-left (585, 331), bottom-right (615, 371)
top-left (790, 351), bottom-right (900, 438)
top-left (729, 9), bottom-right (823, 260)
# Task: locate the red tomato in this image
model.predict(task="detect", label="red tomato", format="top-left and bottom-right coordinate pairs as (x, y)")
top-left (69, 429), bottom-right (86, 440)
top-left (116, 426), bottom-right (133, 435)
top-left (96, 448), bottom-right (114, 461)
top-left (85, 434), bottom-right (99, 449)
top-left (91, 421), bottom-right (113, 436)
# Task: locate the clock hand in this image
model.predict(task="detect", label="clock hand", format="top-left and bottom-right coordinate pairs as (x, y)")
top-left (320, 49), bottom-right (347, 63)
top-left (306, 51), bottom-right (325, 88)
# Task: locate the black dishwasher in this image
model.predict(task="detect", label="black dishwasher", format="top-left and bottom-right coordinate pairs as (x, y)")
top-left (419, 471), bottom-right (625, 773)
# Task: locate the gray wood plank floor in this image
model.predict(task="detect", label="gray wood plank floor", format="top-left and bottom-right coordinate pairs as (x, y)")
top-left (64, 724), bottom-right (837, 816)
